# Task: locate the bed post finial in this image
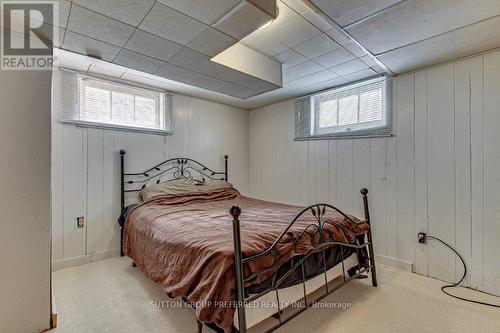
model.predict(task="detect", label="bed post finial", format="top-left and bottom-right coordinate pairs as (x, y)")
top-left (120, 149), bottom-right (126, 156)
top-left (230, 205), bottom-right (246, 332)
top-left (230, 204), bottom-right (240, 219)
top-left (224, 155), bottom-right (229, 182)
top-left (360, 188), bottom-right (377, 287)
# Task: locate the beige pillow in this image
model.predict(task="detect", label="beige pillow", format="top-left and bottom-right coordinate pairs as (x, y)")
top-left (140, 177), bottom-right (194, 201)
top-left (140, 179), bottom-right (234, 201)
top-left (191, 180), bottom-right (233, 193)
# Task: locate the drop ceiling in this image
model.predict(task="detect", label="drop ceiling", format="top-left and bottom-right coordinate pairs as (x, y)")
top-left (43, 0), bottom-right (500, 109)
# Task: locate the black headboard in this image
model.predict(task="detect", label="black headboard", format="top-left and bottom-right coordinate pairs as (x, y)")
top-left (119, 149), bottom-right (228, 210)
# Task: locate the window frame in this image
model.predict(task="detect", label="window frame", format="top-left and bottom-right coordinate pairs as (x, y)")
top-left (296, 76), bottom-right (392, 141)
top-left (68, 73), bottom-right (171, 135)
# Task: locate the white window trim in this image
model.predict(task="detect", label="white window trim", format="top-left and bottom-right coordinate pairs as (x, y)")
top-left (295, 76), bottom-right (393, 141)
top-left (62, 119), bottom-right (172, 136)
top-left (60, 69), bottom-right (173, 135)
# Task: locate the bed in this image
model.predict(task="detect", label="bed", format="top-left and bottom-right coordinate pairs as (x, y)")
top-left (118, 150), bottom-right (377, 333)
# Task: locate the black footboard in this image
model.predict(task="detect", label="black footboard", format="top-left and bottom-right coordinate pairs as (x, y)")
top-left (229, 188), bottom-right (377, 333)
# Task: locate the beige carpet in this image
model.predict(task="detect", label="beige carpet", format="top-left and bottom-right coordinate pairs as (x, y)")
top-left (51, 257), bottom-right (500, 333)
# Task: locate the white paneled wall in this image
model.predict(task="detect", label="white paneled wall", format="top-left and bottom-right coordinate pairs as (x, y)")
top-left (249, 50), bottom-right (500, 296)
top-left (52, 94), bottom-right (249, 269)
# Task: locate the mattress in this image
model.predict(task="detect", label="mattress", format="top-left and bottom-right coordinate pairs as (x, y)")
top-left (121, 187), bottom-right (369, 332)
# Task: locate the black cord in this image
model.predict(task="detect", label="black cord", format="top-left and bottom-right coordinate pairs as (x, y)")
top-left (424, 235), bottom-right (500, 308)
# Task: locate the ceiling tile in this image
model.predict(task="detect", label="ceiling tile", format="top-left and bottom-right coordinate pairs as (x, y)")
top-left (274, 48), bottom-right (308, 68)
top-left (283, 60), bottom-right (324, 82)
top-left (377, 15), bottom-right (500, 73)
top-left (325, 27), bottom-right (352, 46)
top-left (359, 55), bottom-right (379, 67)
top-left (286, 69), bottom-right (339, 87)
top-left (213, 1), bottom-right (271, 40)
top-left (157, 0), bottom-right (240, 25)
top-left (34, 23), bottom-right (64, 48)
top-left (188, 73), bottom-right (228, 91)
top-left (342, 68), bottom-right (377, 81)
top-left (311, 0), bottom-right (401, 27)
top-left (281, 0), bottom-right (310, 14)
top-left (72, 0), bottom-right (155, 26)
top-left (313, 47), bottom-right (355, 68)
top-left (346, 0), bottom-right (500, 55)
top-left (269, 16), bottom-right (322, 48)
top-left (62, 31), bottom-right (121, 61)
top-left (372, 64), bottom-right (388, 74)
top-left (169, 47), bottom-right (237, 82)
top-left (67, 5), bottom-right (135, 47)
top-left (187, 28), bottom-right (237, 57)
top-left (155, 62), bottom-right (199, 85)
top-left (241, 34), bottom-right (288, 56)
top-left (287, 75), bottom-right (350, 97)
top-left (155, 67), bottom-right (230, 93)
top-left (113, 49), bottom-right (163, 74)
top-left (213, 83), bottom-right (257, 99)
top-left (125, 29), bottom-right (182, 62)
top-left (58, 0), bottom-right (71, 28)
top-left (232, 73), bottom-right (279, 91)
top-left (88, 58), bottom-right (126, 78)
top-left (301, 9), bottom-right (333, 32)
top-left (293, 33), bottom-right (340, 59)
top-left (139, 2), bottom-right (207, 45)
top-left (344, 42), bottom-right (366, 57)
top-left (169, 46), bottom-right (209, 67)
top-left (330, 58), bottom-right (369, 76)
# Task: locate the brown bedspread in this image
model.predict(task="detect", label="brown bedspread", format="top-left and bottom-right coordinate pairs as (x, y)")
top-left (124, 187), bottom-right (368, 332)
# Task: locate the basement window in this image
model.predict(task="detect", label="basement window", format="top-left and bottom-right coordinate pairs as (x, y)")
top-left (295, 76), bottom-right (392, 140)
top-left (76, 76), bottom-right (170, 133)
top-left (53, 69), bottom-right (171, 135)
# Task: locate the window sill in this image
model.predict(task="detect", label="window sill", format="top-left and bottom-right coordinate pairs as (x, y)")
top-left (62, 120), bottom-right (172, 136)
top-left (294, 134), bottom-right (394, 141)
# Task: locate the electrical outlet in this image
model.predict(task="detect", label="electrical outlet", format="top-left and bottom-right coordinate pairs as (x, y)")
top-left (76, 217), bottom-right (84, 228)
top-left (418, 232), bottom-right (427, 244)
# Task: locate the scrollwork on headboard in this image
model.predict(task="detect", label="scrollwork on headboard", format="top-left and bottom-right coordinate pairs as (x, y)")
top-left (119, 149), bottom-right (228, 209)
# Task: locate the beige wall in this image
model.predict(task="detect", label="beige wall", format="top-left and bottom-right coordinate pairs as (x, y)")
top-left (249, 49), bottom-right (500, 297)
top-left (0, 69), bottom-right (52, 331)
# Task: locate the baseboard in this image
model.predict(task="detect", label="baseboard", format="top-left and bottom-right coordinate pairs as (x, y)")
top-left (90, 248), bottom-right (120, 262)
top-left (52, 254), bottom-right (91, 271)
top-left (52, 248), bottom-right (120, 271)
top-left (375, 254), bottom-right (413, 272)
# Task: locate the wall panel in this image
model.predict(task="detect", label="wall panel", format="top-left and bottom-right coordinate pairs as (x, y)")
top-left (249, 49), bottom-right (500, 296)
top-left (395, 74), bottom-right (415, 263)
top-left (469, 56), bottom-right (485, 291)
top-left (414, 71), bottom-right (429, 276)
top-left (52, 94), bottom-right (249, 266)
top-left (483, 51), bottom-right (500, 295)
top-left (426, 64), bottom-right (456, 283)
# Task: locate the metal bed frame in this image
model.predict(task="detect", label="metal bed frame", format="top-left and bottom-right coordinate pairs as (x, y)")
top-left (119, 149), bottom-right (377, 333)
